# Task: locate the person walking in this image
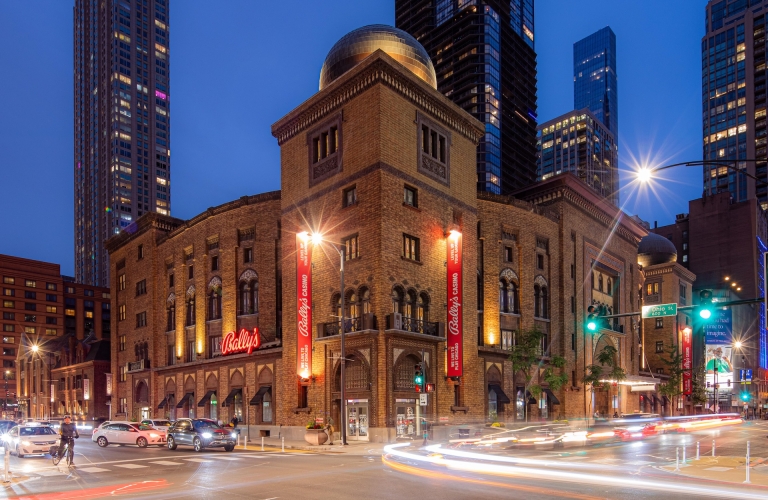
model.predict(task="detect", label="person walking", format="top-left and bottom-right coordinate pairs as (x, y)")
top-left (57, 415), bottom-right (79, 466)
top-left (231, 415), bottom-right (239, 428)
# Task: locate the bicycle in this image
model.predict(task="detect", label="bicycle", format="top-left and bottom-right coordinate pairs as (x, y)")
top-left (51, 437), bottom-right (75, 467)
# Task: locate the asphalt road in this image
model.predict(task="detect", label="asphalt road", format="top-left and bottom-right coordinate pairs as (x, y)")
top-left (0, 422), bottom-right (766, 499)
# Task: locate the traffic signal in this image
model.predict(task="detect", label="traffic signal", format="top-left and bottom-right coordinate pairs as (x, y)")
top-left (414, 364), bottom-right (424, 387)
top-left (585, 305), bottom-right (598, 333)
top-left (698, 289), bottom-right (713, 320)
top-left (425, 383), bottom-right (435, 393)
top-left (741, 391), bottom-right (751, 402)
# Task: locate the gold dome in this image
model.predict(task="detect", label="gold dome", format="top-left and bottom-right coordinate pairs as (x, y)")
top-left (319, 25), bottom-right (437, 90)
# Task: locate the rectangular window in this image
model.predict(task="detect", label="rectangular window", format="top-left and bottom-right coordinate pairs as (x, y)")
top-left (343, 234), bottom-right (359, 260)
top-left (3, 301), bottom-right (14, 308)
top-left (169, 274), bottom-right (174, 287)
top-left (210, 335), bottom-right (222, 356)
top-left (119, 366), bottom-right (127, 382)
top-left (46, 294), bottom-right (57, 302)
top-left (188, 265), bottom-right (194, 279)
top-left (24, 291), bottom-right (36, 299)
top-left (682, 254), bottom-right (688, 263)
top-left (118, 274), bottom-right (126, 291)
top-left (501, 329), bottom-right (514, 350)
top-left (211, 256), bottom-right (219, 272)
top-left (2, 336), bottom-right (14, 343)
top-left (2, 325), bottom-right (13, 332)
top-left (342, 186), bottom-right (357, 207)
top-left (137, 244), bottom-right (144, 260)
top-left (65, 308), bottom-right (75, 316)
top-left (46, 306), bottom-right (57, 313)
top-left (243, 248), bottom-right (253, 264)
top-left (136, 311), bottom-right (147, 328)
top-left (136, 279), bottom-right (147, 296)
top-left (402, 234), bottom-right (420, 261)
top-left (46, 283), bottom-right (56, 291)
top-left (23, 326), bottom-right (34, 334)
top-left (655, 341), bottom-right (664, 353)
top-left (46, 317), bottom-right (57, 325)
top-left (655, 318), bottom-right (663, 329)
top-left (167, 344), bottom-right (176, 366)
top-left (65, 286), bottom-right (75, 294)
top-left (84, 289), bottom-right (94, 297)
top-left (45, 328), bottom-right (56, 336)
top-left (25, 280), bottom-right (36, 288)
top-left (186, 340), bottom-right (196, 363)
top-left (536, 254), bottom-right (544, 269)
top-left (2, 289), bottom-right (13, 297)
top-left (24, 314), bottom-right (36, 322)
top-left (118, 304), bottom-right (126, 321)
top-left (2, 277), bottom-right (14, 285)
top-left (504, 246), bottom-right (513, 262)
top-left (24, 303), bottom-right (35, 311)
top-left (119, 335), bottom-right (126, 351)
top-left (404, 185), bottom-right (418, 207)
top-left (298, 384), bottom-right (308, 408)
top-left (2, 312), bottom-right (13, 320)
top-left (85, 311), bottom-right (93, 318)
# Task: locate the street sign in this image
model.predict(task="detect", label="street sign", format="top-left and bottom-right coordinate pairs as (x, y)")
top-left (419, 394), bottom-right (428, 406)
top-left (642, 303), bottom-right (678, 318)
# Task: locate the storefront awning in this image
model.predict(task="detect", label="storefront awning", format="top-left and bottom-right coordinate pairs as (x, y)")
top-left (157, 396), bottom-right (167, 409)
top-left (176, 392), bottom-right (194, 409)
top-left (197, 390), bottom-right (216, 408)
top-left (488, 384), bottom-right (511, 404)
top-left (250, 386), bottom-right (271, 405)
top-left (222, 388), bottom-right (242, 407)
top-left (543, 388), bottom-right (560, 405)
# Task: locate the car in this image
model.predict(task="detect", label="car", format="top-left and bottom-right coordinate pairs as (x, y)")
top-left (140, 419), bottom-right (172, 433)
top-left (166, 418), bottom-right (236, 452)
top-left (92, 421), bottom-right (167, 448)
top-left (3, 425), bottom-right (59, 458)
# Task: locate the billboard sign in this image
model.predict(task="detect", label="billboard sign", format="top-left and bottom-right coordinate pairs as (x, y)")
top-left (705, 345), bottom-right (734, 392)
top-left (446, 231), bottom-right (463, 378)
top-left (704, 308), bottom-right (732, 345)
top-left (682, 328), bottom-right (693, 395)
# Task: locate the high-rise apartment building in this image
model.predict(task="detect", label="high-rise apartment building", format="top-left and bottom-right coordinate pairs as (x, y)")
top-left (573, 27), bottom-right (618, 137)
top-left (74, 0), bottom-right (172, 286)
top-left (702, 0), bottom-right (767, 208)
top-left (536, 109), bottom-right (619, 205)
top-left (396, 0), bottom-right (538, 194)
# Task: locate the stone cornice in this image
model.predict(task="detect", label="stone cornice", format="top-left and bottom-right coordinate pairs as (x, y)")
top-left (271, 51), bottom-right (485, 146)
top-left (642, 262), bottom-right (697, 283)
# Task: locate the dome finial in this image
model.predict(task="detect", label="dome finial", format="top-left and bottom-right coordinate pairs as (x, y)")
top-left (319, 25), bottom-right (437, 90)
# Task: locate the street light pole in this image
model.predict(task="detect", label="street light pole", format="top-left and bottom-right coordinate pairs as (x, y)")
top-left (339, 245), bottom-right (347, 446)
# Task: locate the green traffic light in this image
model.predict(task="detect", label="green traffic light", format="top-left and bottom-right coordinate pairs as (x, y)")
top-left (414, 375), bottom-right (423, 385)
top-left (741, 392), bottom-right (750, 401)
top-left (587, 321), bottom-right (597, 331)
top-left (699, 308), bottom-right (712, 319)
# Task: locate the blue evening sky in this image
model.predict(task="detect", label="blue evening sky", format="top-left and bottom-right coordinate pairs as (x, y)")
top-left (0, 1), bottom-right (703, 275)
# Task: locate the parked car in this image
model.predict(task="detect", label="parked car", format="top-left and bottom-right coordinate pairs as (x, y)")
top-left (92, 421), bottom-right (166, 448)
top-left (3, 425), bottom-right (59, 458)
top-left (140, 419), bottom-right (172, 433)
top-left (166, 418), bottom-right (235, 452)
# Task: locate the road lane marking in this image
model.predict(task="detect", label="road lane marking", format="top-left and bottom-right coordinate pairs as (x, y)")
top-left (184, 458), bottom-right (214, 463)
top-left (704, 466), bottom-right (733, 471)
top-left (149, 460), bottom-right (185, 466)
top-left (209, 456), bottom-right (242, 461)
top-left (77, 467), bottom-right (110, 473)
top-left (114, 463), bottom-right (149, 469)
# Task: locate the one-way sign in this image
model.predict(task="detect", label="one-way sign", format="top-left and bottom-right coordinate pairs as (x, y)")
top-left (642, 303), bottom-right (677, 318)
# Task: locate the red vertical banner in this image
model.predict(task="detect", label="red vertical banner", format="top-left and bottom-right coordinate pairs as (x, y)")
top-left (682, 327), bottom-right (692, 395)
top-left (296, 233), bottom-right (313, 379)
top-left (446, 231), bottom-right (463, 377)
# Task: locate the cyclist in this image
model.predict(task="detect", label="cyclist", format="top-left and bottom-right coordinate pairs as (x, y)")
top-left (57, 415), bottom-right (79, 466)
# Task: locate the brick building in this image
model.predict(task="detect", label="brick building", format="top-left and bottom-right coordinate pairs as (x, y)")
top-left (107, 26), bottom-right (649, 441)
top-left (1, 254), bottom-right (110, 421)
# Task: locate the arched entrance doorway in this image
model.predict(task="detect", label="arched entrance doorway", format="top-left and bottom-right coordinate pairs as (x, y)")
top-left (333, 353), bottom-right (371, 441)
top-left (135, 380), bottom-right (150, 420)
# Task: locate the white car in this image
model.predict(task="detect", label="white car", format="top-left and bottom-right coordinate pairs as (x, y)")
top-left (92, 421), bottom-right (166, 448)
top-left (140, 419), bottom-right (172, 432)
top-left (4, 425), bottom-right (59, 458)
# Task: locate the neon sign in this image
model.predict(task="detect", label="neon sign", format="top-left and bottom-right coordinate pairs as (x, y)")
top-left (221, 327), bottom-right (262, 356)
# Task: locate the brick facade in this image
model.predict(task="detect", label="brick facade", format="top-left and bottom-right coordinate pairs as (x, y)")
top-left (106, 49), bottom-right (650, 441)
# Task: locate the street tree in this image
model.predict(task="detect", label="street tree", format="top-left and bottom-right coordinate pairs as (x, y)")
top-left (582, 344), bottom-right (625, 418)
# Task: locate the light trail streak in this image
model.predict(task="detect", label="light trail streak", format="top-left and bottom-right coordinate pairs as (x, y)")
top-left (382, 443), bottom-right (768, 499)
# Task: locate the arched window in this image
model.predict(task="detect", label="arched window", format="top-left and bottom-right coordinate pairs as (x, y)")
top-left (248, 280), bottom-right (259, 314)
top-left (598, 274), bottom-right (604, 292)
top-left (417, 293), bottom-right (429, 322)
top-left (166, 303), bottom-right (175, 331)
top-left (208, 288), bottom-right (221, 320)
top-left (405, 290), bottom-right (417, 319)
top-left (541, 287), bottom-right (548, 319)
top-left (359, 287), bottom-right (371, 315)
top-left (499, 279), bottom-right (518, 314)
top-left (392, 287), bottom-right (404, 314)
top-left (238, 282), bottom-right (249, 315)
top-left (186, 295), bottom-right (196, 326)
top-left (533, 285), bottom-right (541, 317)
top-left (606, 277), bottom-right (612, 296)
top-left (346, 291), bottom-right (359, 319)
top-left (332, 293), bottom-right (342, 321)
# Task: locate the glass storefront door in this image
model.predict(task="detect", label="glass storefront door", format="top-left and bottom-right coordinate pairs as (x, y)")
top-left (346, 399), bottom-right (369, 441)
top-left (395, 399), bottom-right (417, 438)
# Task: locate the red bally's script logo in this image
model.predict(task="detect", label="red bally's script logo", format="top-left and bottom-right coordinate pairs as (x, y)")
top-left (221, 328), bottom-right (262, 356)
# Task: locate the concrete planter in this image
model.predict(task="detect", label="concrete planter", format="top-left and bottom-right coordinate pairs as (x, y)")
top-left (304, 429), bottom-right (328, 446)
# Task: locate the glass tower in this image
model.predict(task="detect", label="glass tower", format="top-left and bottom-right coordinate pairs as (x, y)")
top-left (74, 0), bottom-right (172, 286)
top-left (702, 0), bottom-right (767, 209)
top-left (573, 27), bottom-right (618, 137)
top-left (396, 0), bottom-right (538, 195)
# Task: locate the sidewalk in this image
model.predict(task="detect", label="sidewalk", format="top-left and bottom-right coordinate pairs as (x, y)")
top-left (660, 455), bottom-right (768, 486)
top-left (234, 435), bottom-right (391, 455)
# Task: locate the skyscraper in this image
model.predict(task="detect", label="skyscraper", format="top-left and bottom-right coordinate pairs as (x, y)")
top-left (702, 0), bottom-right (767, 209)
top-left (74, 0), bottom-right (171, 286)
top-left (396, 0), bottom-right (538, 194)
top-left (573, 27), bottom-right (618, 137)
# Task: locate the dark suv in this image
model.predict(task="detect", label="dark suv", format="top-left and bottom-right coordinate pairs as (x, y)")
top-left (166, 418), bottom-right (235, 452)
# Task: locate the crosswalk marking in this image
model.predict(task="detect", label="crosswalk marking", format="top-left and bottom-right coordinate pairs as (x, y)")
top-left (209, 456), bottom-right (242, 461)
top-left (184, 458), bottom-right (214, 463)
top-left (114, 463), bottom-right (149, 469)
top-left (36, 469), bottom-right (66, 476)
top-left (77, 467), bottom-right (110, 473)
top-left (704, 466), bottom-right (733, 472)
top-left (149, 460), bottom-right (184, 466)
